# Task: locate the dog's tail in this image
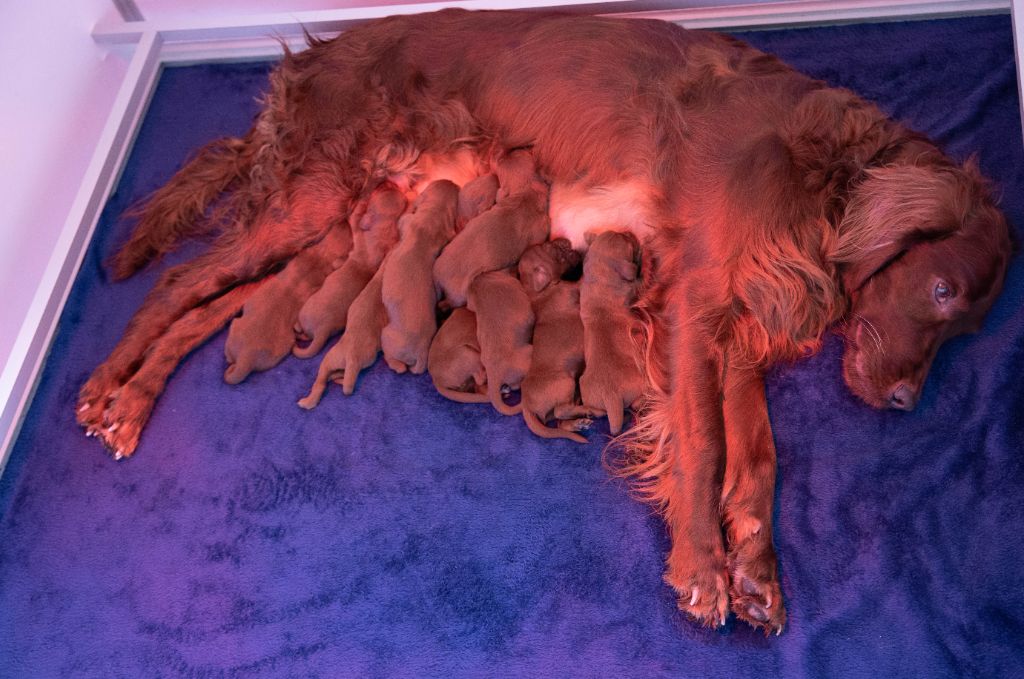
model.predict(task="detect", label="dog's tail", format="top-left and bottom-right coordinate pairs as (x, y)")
top-left (523, 409), bottom-right (587, 444)
top-left (489, 381), bottom-right (522, 416)
top-left (435, 385), bottom-right (490, 405)
top-left (110, 132), bottom-right (257, 279)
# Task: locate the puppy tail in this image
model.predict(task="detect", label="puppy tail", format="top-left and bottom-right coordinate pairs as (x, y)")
top-left (523, 409), bottom-right (587, 444)
top-left (110, 132), bottom-right (257, 280)
top-left (436, 385), bottom-right (490, 405)
top-left (340, 351), bottom-right (378, 395)
top-left (293, 333), bottom-right (330, 359)
top-left (297, 373), bottom-right (329, 409)
top-left (298, 348), bottom-right (343, 408)
top-left (489, 382), bottom-right (522, 416)
top-left (606, 396), bottom-right (625, 435)
top-left (223, 361), bottom-right (250, 385)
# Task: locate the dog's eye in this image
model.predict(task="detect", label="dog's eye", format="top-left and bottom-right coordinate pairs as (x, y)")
top-left (934, 281), bottom-right (954, 303)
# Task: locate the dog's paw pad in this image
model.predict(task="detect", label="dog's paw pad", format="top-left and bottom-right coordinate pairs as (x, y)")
top-left (728, 538), bottom-right (786, 635)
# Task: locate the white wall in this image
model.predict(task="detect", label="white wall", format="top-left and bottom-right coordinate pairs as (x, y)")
top-left (0, 1), bottom-right (128, 376)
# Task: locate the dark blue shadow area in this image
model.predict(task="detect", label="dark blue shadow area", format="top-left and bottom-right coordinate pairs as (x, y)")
top-left (1, 15), bottom-right (1022, 678)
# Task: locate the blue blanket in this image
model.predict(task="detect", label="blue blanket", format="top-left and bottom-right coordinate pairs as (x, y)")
top-left (2, 14), bottom-right (1022, 678)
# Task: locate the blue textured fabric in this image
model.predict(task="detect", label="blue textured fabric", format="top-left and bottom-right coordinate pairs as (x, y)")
top-left (2, 15), bottom-right (1022, 678)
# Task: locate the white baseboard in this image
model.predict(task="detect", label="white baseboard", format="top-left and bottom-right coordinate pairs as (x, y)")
top-left (94, 0), bottom-right (1011, 61)
top-left (0, 32), bottom-right (163, 477)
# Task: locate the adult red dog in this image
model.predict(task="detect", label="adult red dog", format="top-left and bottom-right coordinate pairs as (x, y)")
top-left (79, 10), bottom-right (1012, 634)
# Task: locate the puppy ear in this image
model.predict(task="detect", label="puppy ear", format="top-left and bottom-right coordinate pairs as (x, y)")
top-left (611, 257), bottom-right (638, 282)
top-left (834, 163), bottom-right (967, 291)
top-left (623, 231), bottom-right (642, 271)
top-left (529, 266), bottom-right (553, 293)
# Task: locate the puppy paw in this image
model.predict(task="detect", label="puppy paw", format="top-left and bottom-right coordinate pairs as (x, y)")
top-left (728, 531), bottom-right (786, 635)
top-left (665, 556), bottom-right (730, 628)
top-left (566, 417), bottom-right (592, 432)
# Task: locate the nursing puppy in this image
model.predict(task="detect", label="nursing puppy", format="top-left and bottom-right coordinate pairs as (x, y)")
top-left (224, 225), bottom-right (351, 384)
top-left (578, 231), bottom-right (644, 434)
top-left (381, 180), bottom-right (460, 374)
top-left (427, 307), bottom-right (489, 404)
top-left (520, 281), bottom-right (595, 443)
top-left (433, 150), bottom-right (550, 306)
top-left (466, 269), bottom-right (534, 416)
top-left (457, 173), bottom-right (499, 229)
top-left (298, 264), bottom-right (387, 407)
top-left (517, 238), bottom-right (582, 294)
top-left (293, 182), bottom-right (405, 358)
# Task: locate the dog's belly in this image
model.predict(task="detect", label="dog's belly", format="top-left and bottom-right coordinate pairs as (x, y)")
top-left (549, 180), bottom-right (657, 250)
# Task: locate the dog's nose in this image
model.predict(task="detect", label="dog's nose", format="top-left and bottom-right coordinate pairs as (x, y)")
top-left (888, 383), bottom-right (917, 411)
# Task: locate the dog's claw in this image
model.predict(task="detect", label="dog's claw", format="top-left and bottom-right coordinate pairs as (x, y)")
top-left (78, 403), bottom-right (90, 413)
top-left (106, 423), bottom-right (119, 433)
top-left (689, 588), bottom-right (699, 606)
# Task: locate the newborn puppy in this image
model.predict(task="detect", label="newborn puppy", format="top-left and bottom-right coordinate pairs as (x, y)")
top-left (381, 180), bottom-right (460, 374)
top-left (517, 238), bottom-right (582, 294)
top-left (298, 264), bottom-right (387, 408)
top-left (427, 307), bottom-right (489, 404)
top-left (520, 281), bottom-right (595, 443)
top-left (578, 231), bottom-right (645, 434)
top-left (224, 224), bottom-right (351, 384)
top-left (293, 182), bottom-right (405, 358)
top-left (467, 269), bottom-right (534, 416)
top-left (457, 173), bottom-right (499, 229)
top-left (433, 149), bottom-right (550, 307)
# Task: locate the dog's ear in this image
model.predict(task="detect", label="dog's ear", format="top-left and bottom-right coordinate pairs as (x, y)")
top-left (834, 163), bottom-right (967, 291)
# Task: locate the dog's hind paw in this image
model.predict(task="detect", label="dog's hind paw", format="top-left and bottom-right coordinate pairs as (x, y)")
top-left (96, 382), bottom-right (155, 459)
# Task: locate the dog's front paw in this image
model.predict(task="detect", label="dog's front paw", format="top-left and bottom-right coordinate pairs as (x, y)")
top-left (665, 553), bottom-right (730, 628)
top-left (728, 531), bottom-right (785, 635)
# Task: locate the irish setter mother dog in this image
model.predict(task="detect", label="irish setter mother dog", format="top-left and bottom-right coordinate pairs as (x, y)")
top-left (77, 10), bottom-right (1012, 635)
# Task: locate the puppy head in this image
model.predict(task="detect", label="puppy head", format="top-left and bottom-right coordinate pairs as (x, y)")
top-left (495, 149), bottom-right (545, 198)
top-left (584, 230), bottom-right (641, 282)
top-left (518, 238), bottom-right (582, 293)
top-left (358, 182), bottom-right (406, 231)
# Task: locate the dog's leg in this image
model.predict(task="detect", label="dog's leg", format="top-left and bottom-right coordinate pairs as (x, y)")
top-left (658, 317), bottom-right (731, 628)
top-left (78, 176), bottom-right (351, 433)
top-left (98, 280), bottom-right (264, 458)
top-left (721, 366), bottom-right (786, 635)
